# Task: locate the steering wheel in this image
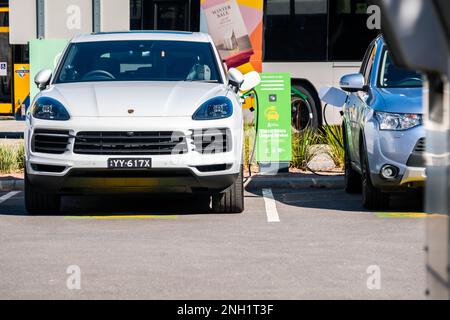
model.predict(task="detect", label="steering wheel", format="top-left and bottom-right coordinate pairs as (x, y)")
top-left (82, 70), bottom-right (115, 80)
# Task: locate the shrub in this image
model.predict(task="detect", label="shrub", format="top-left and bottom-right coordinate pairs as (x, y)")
top-left (0, 141), bottom-right (25, 174)
top-left (290, 128), bottom-right (318, 170)
top-left (321, 125), bottom-right (344, 169)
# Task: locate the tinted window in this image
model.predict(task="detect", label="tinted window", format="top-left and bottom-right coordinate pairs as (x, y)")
top-left (378, 49), bottom-right (423, 88)
top-left (55, 40), bottom-right (222, 83)
top-left (130, 0), bottom-right (200, 32)
top-left (264, 0), bottom-right (379, 62)
top-left (328, 0), bottom-right (379, 61)
top-left (0, 10), bottom-right (8, 27)
top-left (264, 0), bottom-right (328, 61)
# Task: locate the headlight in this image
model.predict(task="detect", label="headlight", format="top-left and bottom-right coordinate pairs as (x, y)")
top-left (374, 111), bottom-right (422, 131)
top-left (33, 97), bottom-right (70, 120)
top-left (192, 96), bottom-right (233, 120)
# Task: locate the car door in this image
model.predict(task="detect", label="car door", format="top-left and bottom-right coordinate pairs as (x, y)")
top-left (344, 42), bottom-right (375, 167)
top-left (351, 42), bottom-right (377, 167)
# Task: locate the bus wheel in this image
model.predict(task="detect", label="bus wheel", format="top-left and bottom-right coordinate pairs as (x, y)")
top-left (291, 84), bottom-right (319, 132)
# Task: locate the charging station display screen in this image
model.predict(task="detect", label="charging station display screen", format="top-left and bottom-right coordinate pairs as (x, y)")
top-left (255, 73), bottom-right (292, 163)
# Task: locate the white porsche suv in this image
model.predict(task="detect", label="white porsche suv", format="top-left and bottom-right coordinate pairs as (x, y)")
top-left (25, 31), bottom-right (259, 214)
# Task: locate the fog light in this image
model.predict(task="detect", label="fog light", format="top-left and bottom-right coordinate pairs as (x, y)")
top-left (381, 165), bottom-right (398, 179)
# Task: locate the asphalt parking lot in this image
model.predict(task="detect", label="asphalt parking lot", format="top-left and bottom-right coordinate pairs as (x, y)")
top-left (0, 179), bottom-right (426, 299)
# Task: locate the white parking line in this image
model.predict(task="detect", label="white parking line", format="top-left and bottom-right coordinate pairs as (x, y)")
top-left (0, 191), bottom-right (21, 205)
top-left (262, 188), bottom-right (280, 222)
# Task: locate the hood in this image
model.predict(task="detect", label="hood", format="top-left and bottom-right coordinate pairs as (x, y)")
top-left (373, 87), bottom-right (423, 114)
top-left (46, 81), bottom-right (229, 117)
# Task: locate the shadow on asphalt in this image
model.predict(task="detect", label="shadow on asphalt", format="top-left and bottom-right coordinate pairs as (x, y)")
top-left (60, 194), bottom-right (214, 216)
top-left (245, 186), bottom-right (424, 213)
top-left (1, 193), bottom-right (223, 217)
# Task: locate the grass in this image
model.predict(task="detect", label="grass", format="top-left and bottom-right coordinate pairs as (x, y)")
top-left (243, 124), bottom-right (256, 170)
top-left (0, 141), bottom-right (25, 174)
top-left (290, 128), bottom-right (318, 170)
top-left (321, 125), bottom-right (344, 169)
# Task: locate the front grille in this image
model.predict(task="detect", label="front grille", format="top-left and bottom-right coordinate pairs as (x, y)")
top-left (196, 164), bottom-right (232, 172)
top-left (407, 137), bottom-right (426, 167)
top-left (414, 137), bottom-right (426, 152)
top-left (31, 164), bottom-right (66, 173)
top-left (32, 129), bottom-right (70, 154)
top-left (192, 128), bottom-right (231, 154)
top-left (73, 131), bottom-right (187, 155)
top-left (68, 168), bottom-right (193, 178)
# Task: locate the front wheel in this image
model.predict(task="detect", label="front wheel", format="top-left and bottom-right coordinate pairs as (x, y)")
top-left (25, 171), bottom-right (61, 215)
top-left (344, 137), bottom-right (361, 194)
top-left (211, 167), bottom-right (244, 213)
top-left (360, 144), bottom-right (389, 210)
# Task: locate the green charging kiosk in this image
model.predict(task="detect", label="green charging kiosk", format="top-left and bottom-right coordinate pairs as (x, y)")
top-left (255, 73), bottom-right (292, 173)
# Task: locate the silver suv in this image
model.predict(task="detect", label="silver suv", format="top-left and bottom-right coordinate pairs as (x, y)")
top-left (326, 36), bottom-right (425, 209)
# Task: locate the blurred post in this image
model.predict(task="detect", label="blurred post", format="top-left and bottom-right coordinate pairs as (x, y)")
top-left (372, 0), bottom-right (450, 299)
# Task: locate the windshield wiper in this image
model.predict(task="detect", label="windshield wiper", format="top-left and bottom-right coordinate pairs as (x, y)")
top-left (184, 79), bottom-right (219, 83)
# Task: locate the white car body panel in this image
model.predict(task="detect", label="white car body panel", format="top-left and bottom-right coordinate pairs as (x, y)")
top-left (41, 81), bottom-right (230, 118)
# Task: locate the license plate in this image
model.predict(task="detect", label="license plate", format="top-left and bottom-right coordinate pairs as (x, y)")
top-left (107, 158), bottom-right (152, 169)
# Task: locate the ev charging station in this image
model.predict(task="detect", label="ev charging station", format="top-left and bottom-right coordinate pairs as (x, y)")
top-left (254, 73), bottom-right (292, 172)
top-left (372, 0), bottom-right (450, 299)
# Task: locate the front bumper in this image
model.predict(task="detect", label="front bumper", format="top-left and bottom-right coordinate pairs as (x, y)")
top-left (25, 116), bottom-right (243, 194)
top-left (364, 119), bottom-right (426, 191)
top-left (27, 168), bottom-right (239, 194)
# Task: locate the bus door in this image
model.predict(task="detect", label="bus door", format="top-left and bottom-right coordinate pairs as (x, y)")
top-left (13, 63), bottom-right (29, 119)
top-left (0, 6), bottom-right (12, 114)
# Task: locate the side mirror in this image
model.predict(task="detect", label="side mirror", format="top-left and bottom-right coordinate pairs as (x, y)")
top-left (34, 69), bottom-right (52, 91)
top-left (227, 68), bottom-right (244, 90)
top-left (339, 73), bottom-right (366, 92)
top-left (240, 71), bottom-right (261, 91)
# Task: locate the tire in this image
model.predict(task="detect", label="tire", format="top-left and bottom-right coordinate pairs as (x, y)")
top-left (291, 84), bottom-right (319, 132)
top-left (25, 171), bottom-right (61, 215)
top-left (192, 194), bottom-right (211, 211)
top-left (360, 143), bottom-right (389, 210)
top-left (344, 132), bottom-right (361, 194)
top-left (211, 167), bottom-right (244, 213)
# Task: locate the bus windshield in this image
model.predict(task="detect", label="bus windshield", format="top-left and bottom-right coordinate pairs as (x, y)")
top-left (55, 40), bottom-right (222, 84)
top-left (378, 49), bottom-right (423, 88)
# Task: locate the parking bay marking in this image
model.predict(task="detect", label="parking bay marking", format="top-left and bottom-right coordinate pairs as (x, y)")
top-left (262, 188), bottom-right (280, 222)
top-left (0, 191), bottom-right (21, 205)
top-left (64, 215), bottom-right (178, 220)
top-left (376, 212), bottom-right (447, 219)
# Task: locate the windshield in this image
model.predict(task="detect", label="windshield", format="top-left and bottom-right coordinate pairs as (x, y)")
top-left (55, 40), bottom-right (222, 83)
top-left (378, 49), bottom-right (423, 88)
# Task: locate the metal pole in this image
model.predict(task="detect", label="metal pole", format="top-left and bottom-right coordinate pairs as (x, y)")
top-left (93, 0), bottom-right (101, 33)
top-left (36, 0), bottom-right (45, 38)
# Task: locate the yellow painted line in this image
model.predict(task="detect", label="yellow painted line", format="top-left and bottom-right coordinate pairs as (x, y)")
top-left (0, 27), bottom-right (9, 33)
top-left (64, 215), bottom-right (177, 220)
top-left (0, 7), bottom-right (9, 12)
top-left (375, 212), bottom-right (447, 219)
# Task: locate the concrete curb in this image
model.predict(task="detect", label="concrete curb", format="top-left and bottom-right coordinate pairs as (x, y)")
top-left (0, 179), bottom-right (24, 192)
top-left (245, 174), bottom-right (344, 190)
